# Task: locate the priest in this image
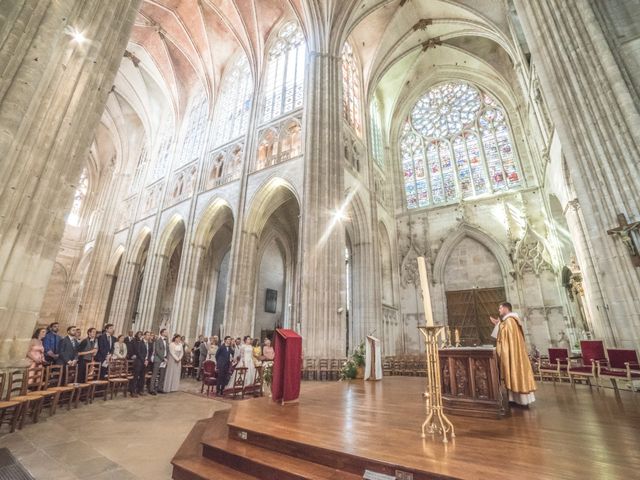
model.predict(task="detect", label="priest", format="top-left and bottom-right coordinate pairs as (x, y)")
top-left (490, 302), bottom-right (536, 406)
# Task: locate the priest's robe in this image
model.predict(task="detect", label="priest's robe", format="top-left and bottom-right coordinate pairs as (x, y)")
top-left (496, 313), bottom-right (537, 405)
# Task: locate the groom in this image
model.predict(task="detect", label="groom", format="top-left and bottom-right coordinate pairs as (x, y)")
top-left (215, 336), bottom-right (234, 396)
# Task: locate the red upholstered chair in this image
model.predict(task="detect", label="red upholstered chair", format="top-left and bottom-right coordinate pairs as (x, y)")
top-left (598, 349), bottom-right (640, 392)
top-left (568, 340), bottom-right (607, 386)
top-left (200, 360), bottom-right (217, 396)
top-left (539, 348), bottom-right (570, 383)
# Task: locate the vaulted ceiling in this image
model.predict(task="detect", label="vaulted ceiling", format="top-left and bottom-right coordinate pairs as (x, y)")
top-left (96, 0), bottom-right (523, 178)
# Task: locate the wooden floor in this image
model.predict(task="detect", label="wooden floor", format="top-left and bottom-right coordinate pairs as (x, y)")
top-left (225, 378), bottom-right (640, 479)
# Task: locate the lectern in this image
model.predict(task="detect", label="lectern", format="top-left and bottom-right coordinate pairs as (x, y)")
top-left (364, 335), bottom-right (382, 381)
top-left (271, 328), bottom-right (302, 404)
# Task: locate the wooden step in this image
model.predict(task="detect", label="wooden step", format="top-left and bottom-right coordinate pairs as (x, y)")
top-left (172, 456), bottom-right (259, 480)
top-left (202, 435), bottom-right (362, 480)
top-left (226, 424), bottom-right (452, 480)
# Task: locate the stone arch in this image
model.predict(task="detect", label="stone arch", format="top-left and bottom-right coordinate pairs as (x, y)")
top-left (156, 214), bottom-right (186, 258)
top-left (193, 198), bottom-right (235, 248)
top-left (245, 177), bottom-right (301, 235)
top-left (433, 224), bottom-right (512, 286)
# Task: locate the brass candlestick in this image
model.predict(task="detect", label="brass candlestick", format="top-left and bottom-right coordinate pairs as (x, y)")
top-left (418, 325), bottom-right (455, 443)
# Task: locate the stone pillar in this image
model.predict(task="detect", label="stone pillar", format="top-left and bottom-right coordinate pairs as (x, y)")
top-left (298, 49), bottom-right (346, 358)
top-left (514, 0), bottom-right (640, 348)
top-left (0, 0), bottom-right (139, 363)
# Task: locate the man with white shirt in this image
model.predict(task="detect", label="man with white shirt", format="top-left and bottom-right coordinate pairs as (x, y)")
top-left (151, 328), bottom-right (169, 395)
top-left (96, 323), bottom-right (116, 378)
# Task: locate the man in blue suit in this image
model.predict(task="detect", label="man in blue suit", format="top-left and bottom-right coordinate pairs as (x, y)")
top-left (215, 336), bottom-right (234, 396)
top-left (96, 323), bottom-right (116, 378)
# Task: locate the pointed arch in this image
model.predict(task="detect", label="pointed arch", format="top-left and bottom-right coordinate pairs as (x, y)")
top-left (245, 177), bottom-right (301, 236)
top-left (193, 198), bottom-right (235, 248)
top-left (156, 214), bottom-right (186, 257)
top-left (433, 223), bottom-right (512, 285)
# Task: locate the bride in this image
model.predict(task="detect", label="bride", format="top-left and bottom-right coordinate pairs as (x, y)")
top-left (226, 335), bottom-right (256, 389)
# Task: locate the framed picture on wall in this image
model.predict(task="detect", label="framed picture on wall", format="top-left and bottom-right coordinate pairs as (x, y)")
top-left (265, 289), bottom-right (278, 313)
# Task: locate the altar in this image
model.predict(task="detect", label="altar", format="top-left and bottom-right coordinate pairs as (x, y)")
top-left (439, 346), bottom-right (510, 419)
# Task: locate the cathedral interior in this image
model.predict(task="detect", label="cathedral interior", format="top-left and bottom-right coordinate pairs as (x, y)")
top-left (0, 0), bottom-right (639, 477)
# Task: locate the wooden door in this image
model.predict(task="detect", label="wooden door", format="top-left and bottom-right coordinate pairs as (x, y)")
top-left (446, 287), bottom-right (505, 346)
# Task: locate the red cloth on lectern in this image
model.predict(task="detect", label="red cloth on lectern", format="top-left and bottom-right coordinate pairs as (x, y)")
top-left (271, 329), bottom-right (302, 403)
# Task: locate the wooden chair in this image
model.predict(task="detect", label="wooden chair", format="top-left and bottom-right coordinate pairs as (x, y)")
top-left (85, 361), bottom-right (110, 401)
top-left (569, 340), bottom-right (607, 386)
top-left (539, 348), bottom-right (570, 383)
top-left (223, 367), bottom-right (247, 399)
top-left (244, 366), bottom-right (264, 397)
top-left (302, 358), bottom-right (316, 381)
top-left (200, 360), bottom-right (217, 396)
top-left (317, 359), bottom-right (330, 381)
top-left (24, 366), bottom-right (62, 419)
top-left (107, 359), bottom-right (129, 399)
top-left (382, 357), bottom-right (393, 377)
top-left (66, 363), bottom-right (94, 407)
top-left (598, 349), bottom-right (640, 392)
top-left (181, 354), bottom-right (194, 378)
top-left (44, 364), bottom-right (76, 411)
top-left (329, 358), bottom-right (342, 380)
top-left (0, 371), bottom-right (28, 433)
top-left (5, 369), bottom-right (43, 428)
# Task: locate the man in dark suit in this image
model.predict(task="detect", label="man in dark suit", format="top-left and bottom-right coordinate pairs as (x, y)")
top-left (215, 336), bottom-right (234, 396)
top-left (131, 331), bottom-right (152, 397)
top-left (57, 326), bottom-right (79, 366)
top-left (96, 323), bottom-right (116, 378)
top-left (124, 330), bottom-right (135, 359)
top-left (150, 328), bottom-right (169, 395)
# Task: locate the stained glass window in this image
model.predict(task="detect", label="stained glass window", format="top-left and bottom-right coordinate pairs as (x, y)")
top-left (401, 81), bottom-right (522, 209)
top-left (179, 90), bottom-right (208, 165)
top-left (342, 42), bottom-right (362, 136)
top-left (263, 22), bottom-right (305, 123)
top-left (214, 55), bottom-right (253, 147)
top-left (370, 98), bottom-right (384, 168)
top-left (67, 168), bottom-right (88, 226)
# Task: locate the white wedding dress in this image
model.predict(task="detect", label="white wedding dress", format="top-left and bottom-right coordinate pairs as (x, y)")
top-left (225, 343), bottom-right (256, 389)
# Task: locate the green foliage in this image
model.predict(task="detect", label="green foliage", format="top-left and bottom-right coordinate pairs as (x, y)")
top-left (263, 362), bottom-right (273, 386)
top-left (339, 341), bottom-right (365, 380)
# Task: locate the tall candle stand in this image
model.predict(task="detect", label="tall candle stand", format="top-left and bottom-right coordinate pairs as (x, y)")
top-left (418, 325), bottom-right (455, 443)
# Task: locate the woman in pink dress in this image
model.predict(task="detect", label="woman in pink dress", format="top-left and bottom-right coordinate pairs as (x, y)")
top-left (27, 327), bottom-right (46, 368)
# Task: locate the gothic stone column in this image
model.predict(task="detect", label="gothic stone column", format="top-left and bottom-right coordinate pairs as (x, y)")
top-left (514, 0), bottom-right (640, 348)
top-left (298, 49), bottom-right (346, 359)
top-left (0, 0), bottom-right (140, 363)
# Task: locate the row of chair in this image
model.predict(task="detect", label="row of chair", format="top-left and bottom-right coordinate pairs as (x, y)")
top-left (536, 340), bottom-right (640, 391)
top-left (200, 360), bottom-right (265, 399)
top-left (382, 356), bottom-right (427, 377)
top-left (301, 358), bottom-right (346, 381)
top-left (0, 359), bottom-right (140, 433)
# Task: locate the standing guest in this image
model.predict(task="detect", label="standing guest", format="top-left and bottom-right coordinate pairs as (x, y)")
top-left (237, 336), bottom-right (256, 386)
top-left (151, 328), bottom-right (169, 395)
top-left (77, 328), bottom-right (98, 382)
top-left (215, 336), bottom-right (234, 396)
top-left (131, 331), bottom-right (151, 397)
top-left (262, 338), bottom-right (275, 361)
top-left (233, 337), bottom-right (242, 363)
top-left (113, 335), bottom-right (128, 359)
top-left (164, 334), bottom-right (184, 392)
top-left (197, 337), bottom-right (209, 380)
top-left (252, 338), bottom-right (262, 367)
top-left (57, 326), bottom-right (79, 366)
top-left (193, 334), bottom-right (203, 375)
top-left (124, 330), bottom-right (135, 359)
top-left (27, 327), bottom-right (46, 368)
top-left (43, 322), bottom-right (61, 365)
top-left (490, 302), bottom-right (537, 406)
top-left (209, 336), bottom-right (219, 360)
top-left (96, 323), bottom-right (116, 378)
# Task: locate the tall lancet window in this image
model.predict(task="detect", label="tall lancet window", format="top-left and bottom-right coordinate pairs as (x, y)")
top-left (67, 168), bottom-right (88, 226)
top-left (370, 98), bottom-right (384, 167)
top-left (262, 22), bottom-right (305, 123)
top-left (341, 42), bottom-right (362, 136)
top-left (152, 115), bottom-right (174, 181)
top-left (213, 55), bottom-right (253, 147)
top-left (401, 81), bottom-right (522, 209)
top-left (179, 89), bottom-right (208, 165)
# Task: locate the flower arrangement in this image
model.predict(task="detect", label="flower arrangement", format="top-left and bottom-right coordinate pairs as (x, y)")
top-left (339, 341), bottom-right (366, 380)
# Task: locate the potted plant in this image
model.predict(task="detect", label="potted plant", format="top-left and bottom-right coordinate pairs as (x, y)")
top-left (339, 341), bottom-right (366, 380)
